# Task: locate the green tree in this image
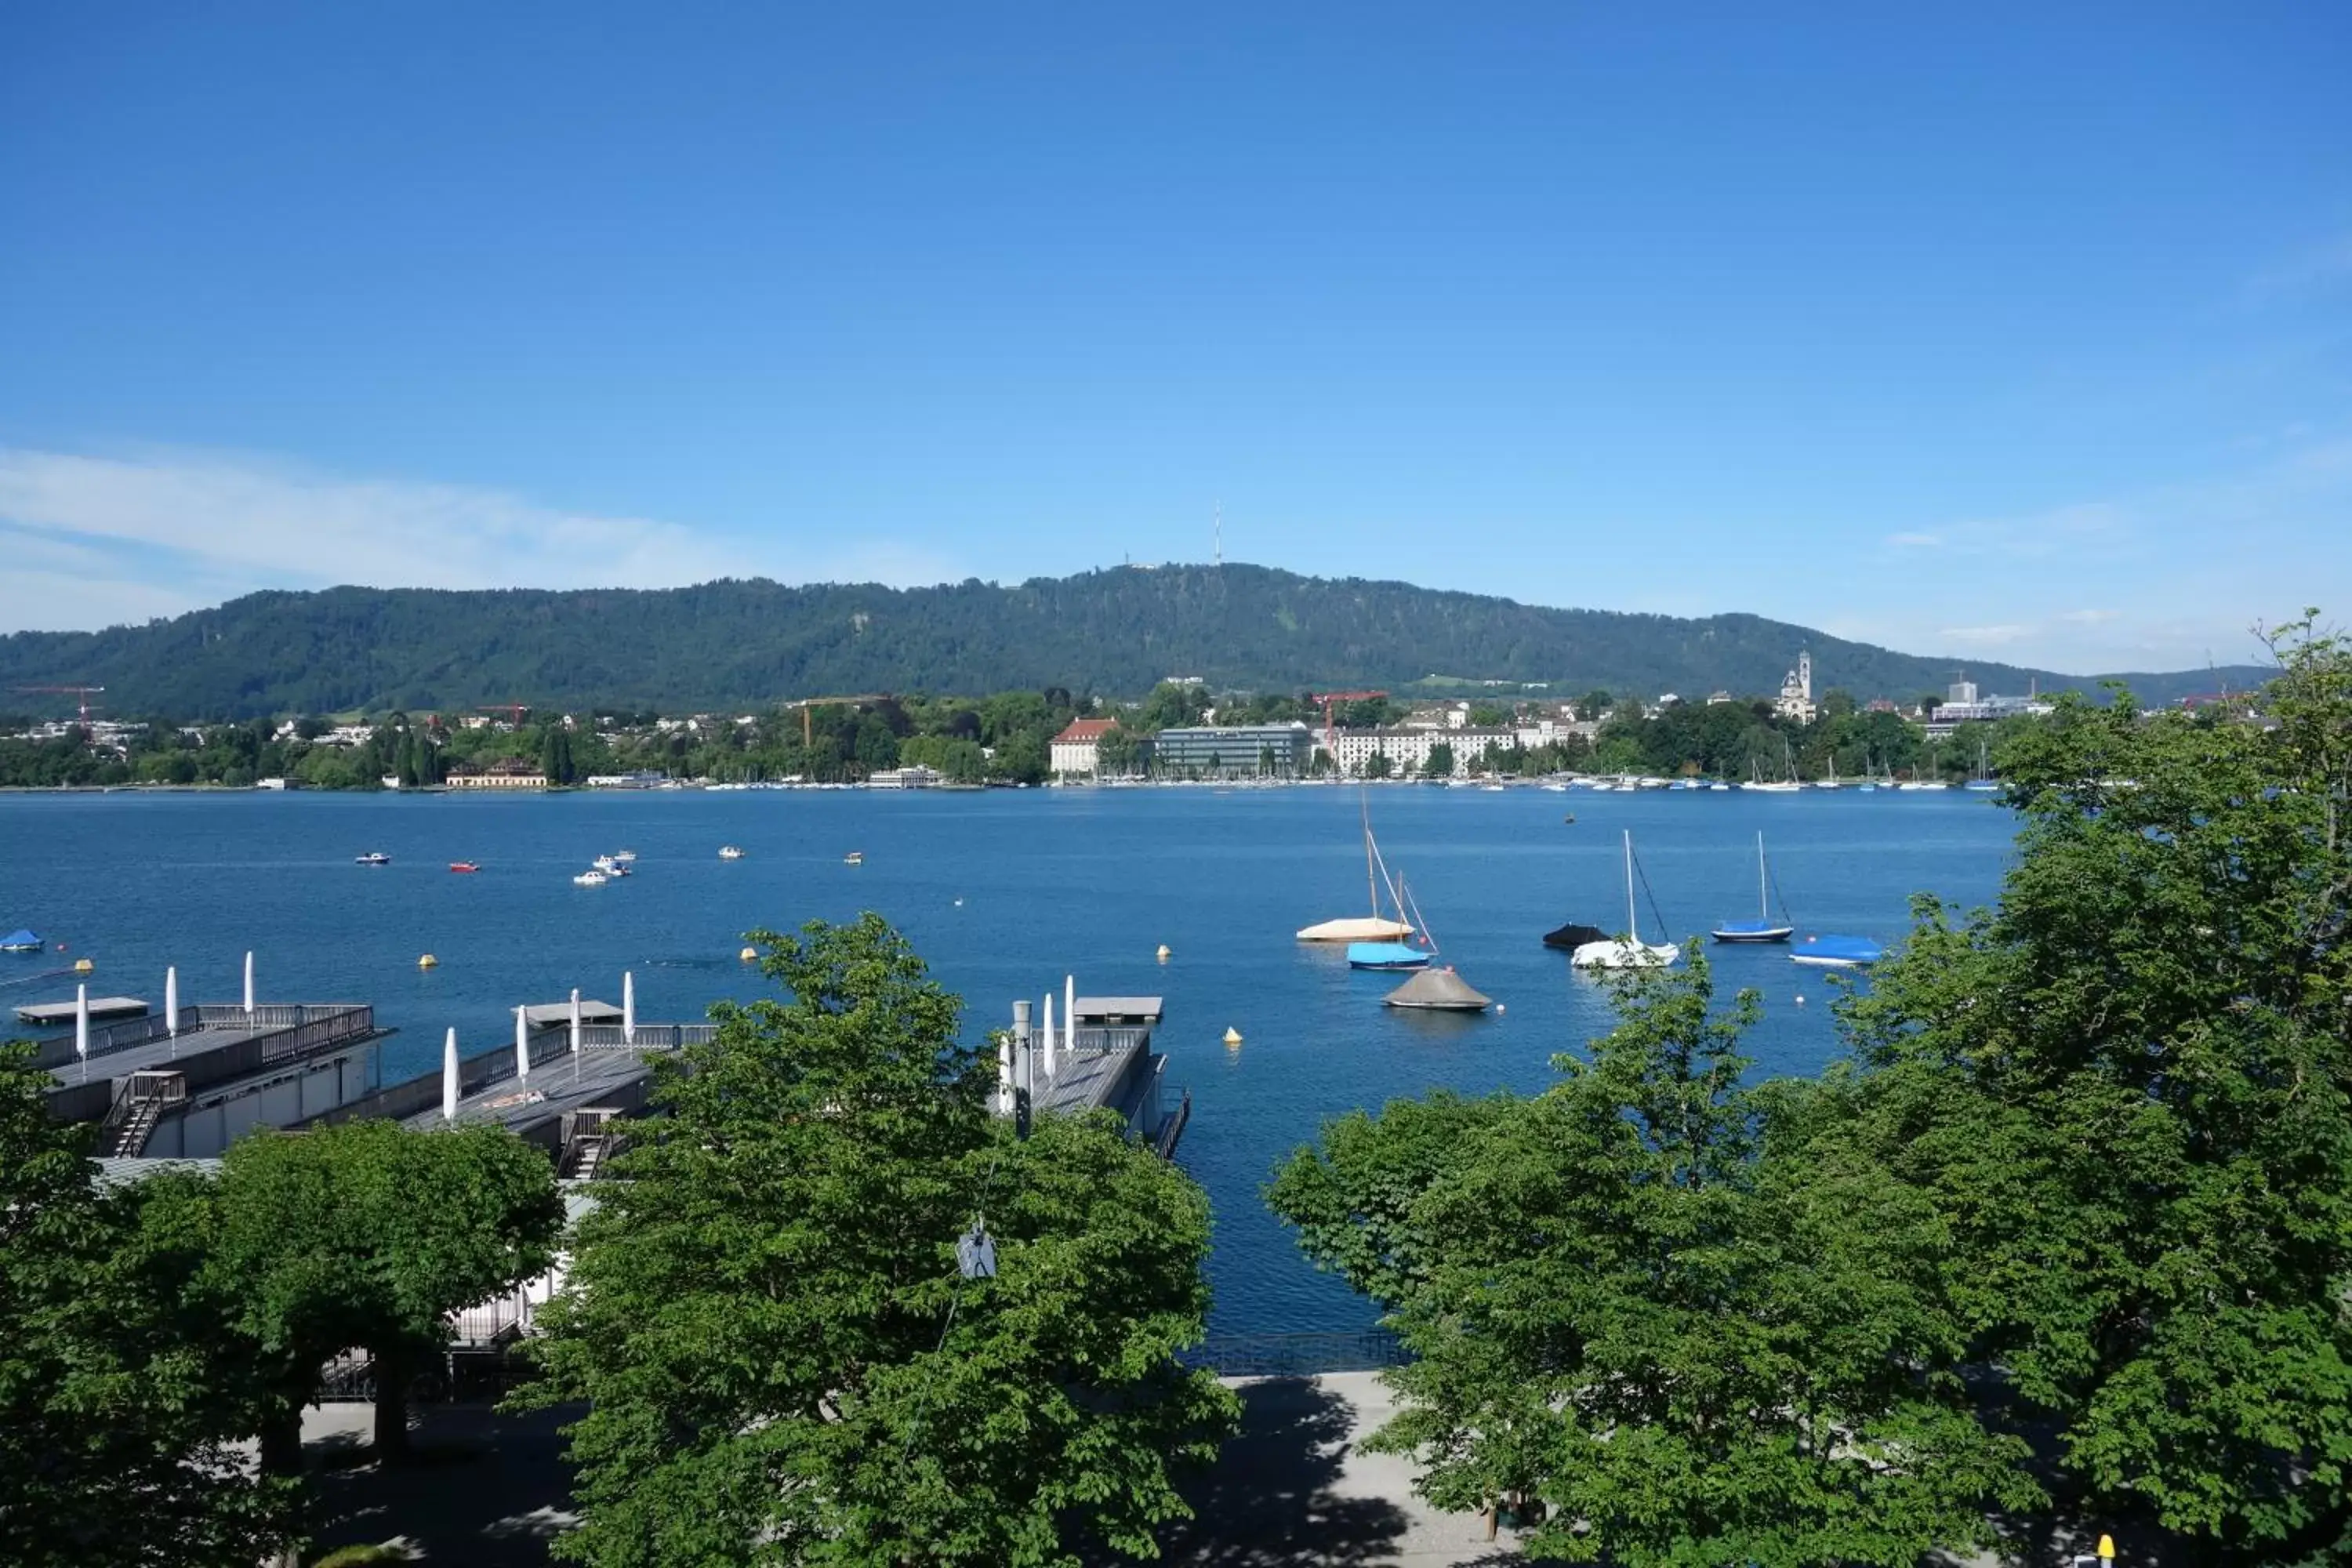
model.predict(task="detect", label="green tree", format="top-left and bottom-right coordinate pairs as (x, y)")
top-left (1269, 951), bottom-right (2034, 1565)
top-left (1135, 681), bottom-right (1210, 733)
top-left (1573, 688), bottom-right (1613, 720)
top-left (1094, 724), bottom-right (1141, 777)
top-left (0, 1044), bottom-right (294, 1566)
top-left (1837, 618), bottom-right (2352, 1560)
top-left (1421, 741), bottom-right (1454, 779)
top-left (519, 914), bottom-right (1237, 1566)
top-left (194, 1120), bottom-right (562, 1474)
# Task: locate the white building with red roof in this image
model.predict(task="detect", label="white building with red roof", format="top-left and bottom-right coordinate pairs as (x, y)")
top-left (1050, 717), bottom-right (1123, 779)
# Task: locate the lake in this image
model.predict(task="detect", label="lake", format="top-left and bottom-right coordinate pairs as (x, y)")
top-left (0, 783), bottom-right (2019, 1334)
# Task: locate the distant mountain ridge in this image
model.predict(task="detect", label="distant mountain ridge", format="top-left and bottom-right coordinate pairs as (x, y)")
top-left (0, 566), bottom-right (2266, 719)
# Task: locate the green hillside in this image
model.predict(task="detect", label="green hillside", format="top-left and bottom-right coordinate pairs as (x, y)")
top-left (0, 566), bottom-right (2262, 718)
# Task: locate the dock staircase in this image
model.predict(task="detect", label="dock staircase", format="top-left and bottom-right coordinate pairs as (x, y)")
top-left (559, 1107), bottom-right (618, 1179)
top-left (100, 1071), bottom-right (188, 1158)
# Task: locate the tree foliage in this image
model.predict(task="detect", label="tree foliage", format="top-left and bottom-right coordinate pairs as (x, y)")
top-left (519, 913), bottom-right (1236, 1566)
top-left (1270, 954), bottom-right (2031, 1565)
top-left (0, 1044), bottom-right (295, 1566)
top-left (1831, 615), bottom-right (2352, 1559)
top-left (0, 568), bottom-right (2259, 719)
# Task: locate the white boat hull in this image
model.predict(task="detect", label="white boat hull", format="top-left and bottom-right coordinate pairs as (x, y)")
top-left (1570, 939), bottom-right (1680, 970)
top-left (1296, 916), bottom-right (1414, 943)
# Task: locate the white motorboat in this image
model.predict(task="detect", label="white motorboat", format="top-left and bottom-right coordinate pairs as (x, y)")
top-left (718, 845), bottom-right (746, 860)
top-left (1571, 831), bottom-right (1681, 970)
top-left (574, 869), bottom-right (609, 887)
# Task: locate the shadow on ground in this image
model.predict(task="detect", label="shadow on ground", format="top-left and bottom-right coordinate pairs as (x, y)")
top-left (1124, 1376), bottom-right (1471, 1567)
top-left (304, 1403), bottom-right (579, 1566)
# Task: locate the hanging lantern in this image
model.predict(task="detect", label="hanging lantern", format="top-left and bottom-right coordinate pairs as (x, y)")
top-left (955, 1221), bottom-right (997, 1280)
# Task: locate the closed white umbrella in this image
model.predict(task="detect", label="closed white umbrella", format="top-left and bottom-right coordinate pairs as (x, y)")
top-left (75, 983), bottom-right (89, 1065)
top-left (1042, 993), bottom-right (1056, 1077)
top-left (569, 987), bottom-right (582, 1053)
top-left (242, 950), bottom-right (255, 1016)
top-left (164, 965), bottom-right (179, 1037)
top-left (442, 1027), bottom-right (460, 1120)
top-left (622, 971), bottom-right (635, 1044)
top-left (1065, 975), bottom-right (1076, 1057)
top-left (514, 1005), bottom-right (530, 1083)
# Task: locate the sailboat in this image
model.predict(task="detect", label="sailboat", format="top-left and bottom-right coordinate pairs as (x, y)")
top-left (1297, 794), bottom-right (1417, 943)
top-left (1965, 739), bottom-right (2001, 793)
top-left (1744, 741), bottom-right (1801, 793)
top-left (1711, 833), bottom-right (1795, 943)
top-left (1348, 870), bottom-right (1434, 971)
top-left (1572, 832), bottom-right (1680, 969)
top-left (1815, 755), bottom-right (1841, 789)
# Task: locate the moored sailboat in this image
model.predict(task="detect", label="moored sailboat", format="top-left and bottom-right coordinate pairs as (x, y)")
top-left (1571, 831), bottom-right (1680, 969)
top-left (1298, 794), bottom-right (1416, 943)
top-left (1711, 832), bottom-right (1795, 943)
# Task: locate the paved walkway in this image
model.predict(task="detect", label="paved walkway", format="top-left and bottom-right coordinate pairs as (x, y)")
top-left (299, 1371), bottom-right (1526, 1566)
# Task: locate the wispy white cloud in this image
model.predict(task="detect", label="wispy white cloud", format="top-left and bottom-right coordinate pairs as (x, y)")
top-left (2061, 608), bottom-right (2119, 625)
top-left (1885, 531), bottom-right (1942, 549)
top-left (1937, 624), bottom-right (2035, 646)
top-left (2243, 234), bottom-right (2352, 305)
top-left (0, 445), bottom-right (964, 632)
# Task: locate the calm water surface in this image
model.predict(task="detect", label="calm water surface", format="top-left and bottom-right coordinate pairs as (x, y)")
top-left (0, 785), bottom-right (2018, 1334)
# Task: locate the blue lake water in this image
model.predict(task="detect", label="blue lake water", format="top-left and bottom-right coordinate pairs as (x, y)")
top-left (0, 784), bottom-right (2018, 1334)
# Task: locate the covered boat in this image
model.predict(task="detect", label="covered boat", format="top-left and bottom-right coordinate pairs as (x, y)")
top-left (1383, 966), bottom-right (1492, 1011)
top-left (1541, 921), bottom-right (1606, 952)
top-left (0, 928), bottom-right (42, 953)
top-left (1299, 793), bottom-right (1416, 944)
top-left (1348, 940), bottom-right (1430, 971)
top-left (1793, 935), bottom-right (1884, 968)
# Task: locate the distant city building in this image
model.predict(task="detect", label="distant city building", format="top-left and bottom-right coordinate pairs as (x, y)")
top-left (1330, 726), bottom-right (1518, 779)
top-left (866, 764), bottom-right (942, 789)
top-left (1707, 691), bottom-right (1737, 706)
top-left (1924, 686), bottom-right (2055, 739)
top-left (1866, 698), bottom-right (1899, 714)
top-left (1774, 650), bottom-right (1816, 724)
top-left (445, 761), bottom-right (549, 789)
top-left (1947, 677), bottom-right (1980, 706)
top-left (1050, 717), bottom-right (1123, 778)
top-left (1152, 722), bottom-right (1314, 778)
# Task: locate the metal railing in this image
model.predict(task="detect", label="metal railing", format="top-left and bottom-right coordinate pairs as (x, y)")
top-left (574, 1023), bottom-right (713, 1049)
top-left (1178, 1330), bottom-right (1410, 1377)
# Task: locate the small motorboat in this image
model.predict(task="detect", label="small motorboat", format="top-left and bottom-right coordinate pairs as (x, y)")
top-left (1793, 935), bottom-right (1884, 968)
top-left (0, 928), bottom-right (42, 954)
top-left (1561, 812), bottom-right (1576, 824)
top-left (1348, 940), bottom-right (1431, 971)
top-left (844, 851), bottom-right (865, 865)
top-left (593, 855), bottom-right (620, 873)
top-left (1541, 920), bottom-right (1606, 952)
top-left (718, 845), bottom-right (746, 860)
top-left (448, 862), bottom-right (481, 874)
top-left (574, 869), bottom-right (609, 887)
top-left (1383, 966), bottom-right (1493, 1011)
top-left (355, 851), bottom-right (391, 866)
top-left (612, 849), bottom-right (638, 862)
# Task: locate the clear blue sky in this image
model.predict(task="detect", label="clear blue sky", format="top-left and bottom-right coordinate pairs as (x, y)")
top-left (2, 2), bottom-right (2347, 672)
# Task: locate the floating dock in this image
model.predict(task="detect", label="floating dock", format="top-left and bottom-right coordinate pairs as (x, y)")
top-left (16, 995), bottom-right (148, 1026)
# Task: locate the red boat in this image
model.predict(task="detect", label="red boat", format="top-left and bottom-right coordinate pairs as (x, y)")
top-left (449, 861), bottom-right (481, 873)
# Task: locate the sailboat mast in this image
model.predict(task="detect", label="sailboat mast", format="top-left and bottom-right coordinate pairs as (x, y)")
top-left (1756, 831), bottom-right (1767, 920)
top-left (1361, 791), bottom-right (1377, 919)
top-left (1624, 830), bottom-right (1639, 944)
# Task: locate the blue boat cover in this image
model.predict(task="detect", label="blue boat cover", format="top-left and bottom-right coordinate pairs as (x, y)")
top-left (1348, 941), bottom-right (1430, 969)
top-left (0, 929), bottom-right (41, 949)
top-left (1713, 919), bottom-right (1785, 935)
top-left (1795, 935), bottom-right (1883, 965)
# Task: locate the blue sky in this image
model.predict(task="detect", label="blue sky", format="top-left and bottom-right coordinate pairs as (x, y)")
top-left (2, 3), bottom-right (2347, 672)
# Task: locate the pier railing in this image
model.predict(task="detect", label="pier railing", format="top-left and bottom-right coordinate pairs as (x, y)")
top-left (1179, 1330), bottom-right (1409, 1377)
top-left (32, 1003), bottom-right (375, 1071)
top-left (576, 1023), bottom-right (715, 1049)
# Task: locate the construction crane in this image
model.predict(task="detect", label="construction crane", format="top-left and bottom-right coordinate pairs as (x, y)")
top-left (1309, 689), bottom-right (1389, 760)
top-left (13, 684), bottom-right (106, 722)
top-left (782, 694), bottom-right (894, 747)
top-left (476, 703), bottom-right (532, 728)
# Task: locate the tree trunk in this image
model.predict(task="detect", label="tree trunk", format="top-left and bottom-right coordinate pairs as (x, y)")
top-left (257, 1405), bottom-right (303, 1479)
top-left (372, 1341), bottom-right (413, 1461)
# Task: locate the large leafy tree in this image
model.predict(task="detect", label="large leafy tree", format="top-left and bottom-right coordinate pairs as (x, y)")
top-left (0, 1044), bottom-right (293, 1566)
top-left (1269, 953), bottom-right (2033, 1566)
top-left (1837, 616), bottom-right (2352, 1561)
top-left (189, 1118), bottom-right (564, 1475)
top-left (519, 913), bottom-right (1236, 1566)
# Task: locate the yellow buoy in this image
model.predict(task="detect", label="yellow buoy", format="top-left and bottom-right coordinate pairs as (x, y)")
top-left (1156, 944), bottom-right (1171, 962)
top-left (739, 946), bottom-right (759, 962)
top-left (2096, 1534), bottom-right (2114, 1563)
top-left (1222, 1025), bottom-right (1243, 1046)
top-left (417, 953), bottom-right (438, 969)
top-left (73, 957), bottom-right (93, 974)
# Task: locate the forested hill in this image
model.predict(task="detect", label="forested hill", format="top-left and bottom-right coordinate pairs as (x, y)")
top-left (0, 566), bottom-right (2262, 718)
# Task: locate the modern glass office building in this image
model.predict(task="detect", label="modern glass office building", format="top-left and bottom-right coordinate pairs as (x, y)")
top-left (1149, 722), bottom-right (1315, 778)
